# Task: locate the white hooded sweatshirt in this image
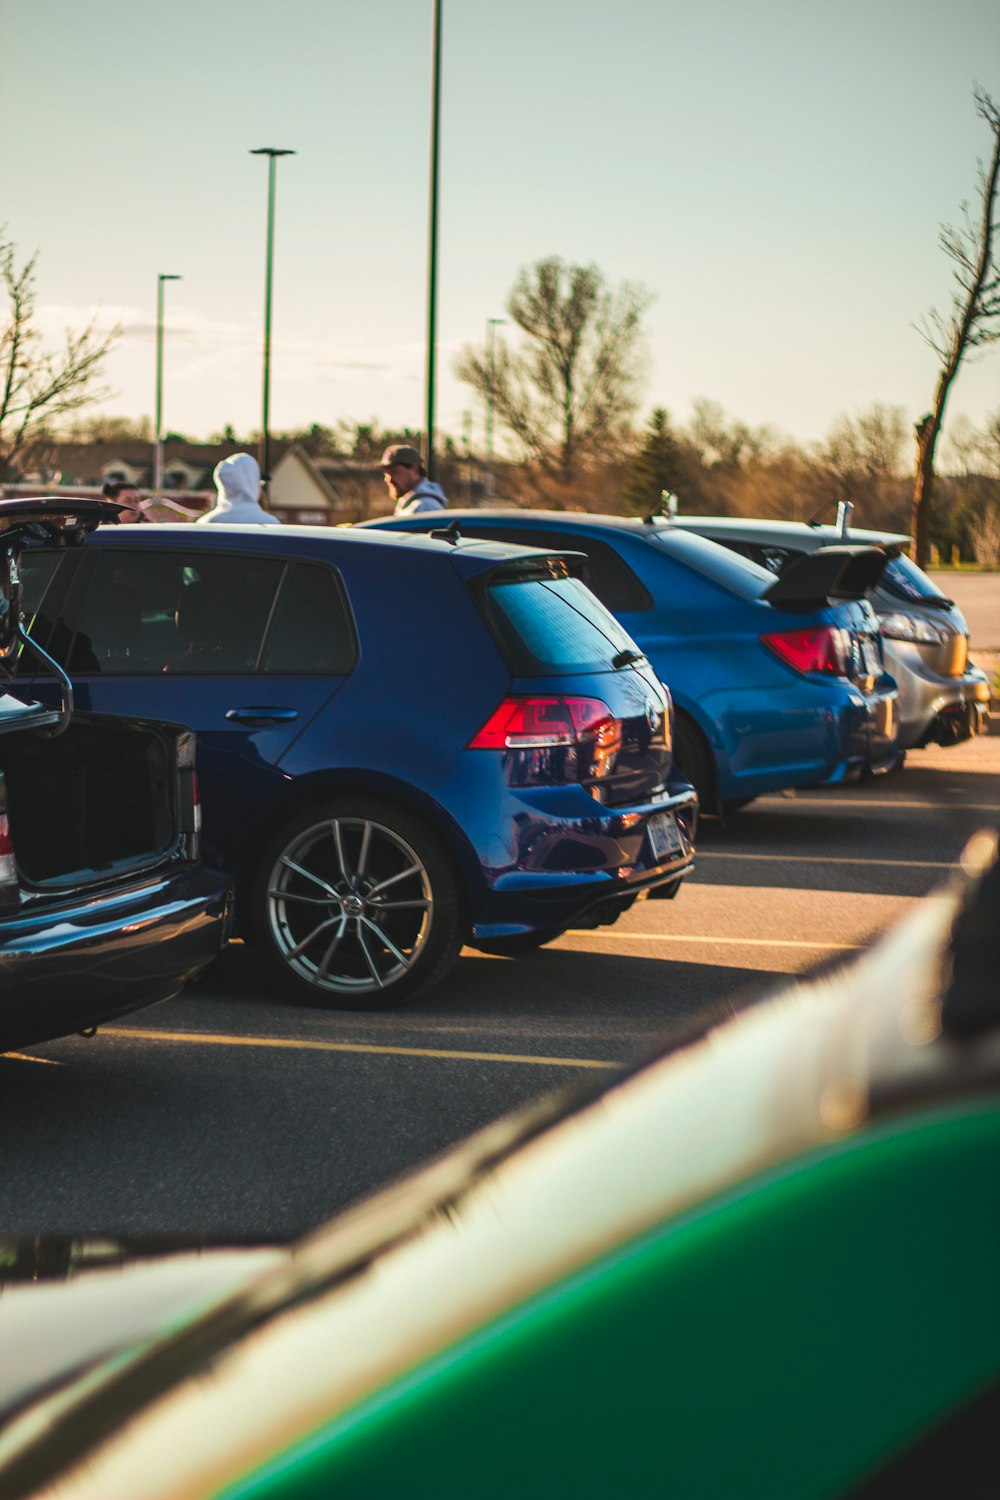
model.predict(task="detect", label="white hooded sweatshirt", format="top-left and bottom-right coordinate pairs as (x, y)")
top-left (197, 453), bottom-right (280, 525)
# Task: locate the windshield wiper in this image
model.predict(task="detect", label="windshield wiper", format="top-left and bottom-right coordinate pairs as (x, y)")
top-left (611, 648), bottom-right (645, 669)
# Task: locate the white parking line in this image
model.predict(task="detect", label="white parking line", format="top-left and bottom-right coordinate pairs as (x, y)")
top-left (759, 796), bottom-right (1000, 812)
top-left (562, 933), bottom-right (862, 950)
top-left (697, 852), bottom-right (953, 869)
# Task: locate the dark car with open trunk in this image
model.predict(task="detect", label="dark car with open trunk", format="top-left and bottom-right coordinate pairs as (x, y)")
top-left (0, 497), bottom-right (232, 1050)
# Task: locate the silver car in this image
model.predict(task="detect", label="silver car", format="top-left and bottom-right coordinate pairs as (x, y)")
top-left (664, 503), bottom-right (990, 750)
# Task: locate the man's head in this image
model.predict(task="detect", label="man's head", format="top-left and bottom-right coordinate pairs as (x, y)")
top-left (101, 480), bottom-right (143, 523)
top-left (379, 445), bottom-right (424, 503)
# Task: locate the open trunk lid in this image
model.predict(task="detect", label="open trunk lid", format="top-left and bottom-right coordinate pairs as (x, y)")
top-left (0, 497), bottom-right (121, 735)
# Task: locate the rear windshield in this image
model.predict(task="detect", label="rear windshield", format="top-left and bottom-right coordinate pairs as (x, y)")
top-left (880, 554), bottom-right (950, 605)
top-left (645, 526), bottom-right (773, 600)
top-left (484, 573), bottom-right (643, 675)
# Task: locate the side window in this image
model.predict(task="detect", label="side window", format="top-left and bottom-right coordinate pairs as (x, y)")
top-left (68, 551), bottom-right (285, 675)
top-left (260, 562), bottom-right (357, 674)
top-left (459, 527), bottom-right (653, 613)
top-left (19, 550), bottom-right (66, 653)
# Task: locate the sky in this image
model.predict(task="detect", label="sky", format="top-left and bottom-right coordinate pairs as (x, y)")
top-left (2, 0), bottom-right (999, 457)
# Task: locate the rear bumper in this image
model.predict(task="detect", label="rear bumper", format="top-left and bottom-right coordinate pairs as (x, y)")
top-left (883, 645), bottom-right (991, 749)
top-left (468, 786), bottom-right (698, 943)
top-left (706, 678), bottom-right (901, 801)
top-left (0, 866), bottom-right (233, 1050)
top-left (909, 667), bottom-right (991, 749)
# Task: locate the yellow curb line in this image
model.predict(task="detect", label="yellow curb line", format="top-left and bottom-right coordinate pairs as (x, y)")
top-left (100, 1027), bottom-right (618, 1071)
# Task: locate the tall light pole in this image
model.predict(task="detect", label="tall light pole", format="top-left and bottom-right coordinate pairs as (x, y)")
top-left (485, 317), bottom-right (505, 499)
top-left (250, 146), bottom-right (295, 493)
top-left (424, 0), bottom-right (442, 480)
top-left (154, 273), bottom-right (181, 492)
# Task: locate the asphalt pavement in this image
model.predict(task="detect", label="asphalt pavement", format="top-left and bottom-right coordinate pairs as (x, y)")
top-left (927, 569), bottom-right (1000, 650)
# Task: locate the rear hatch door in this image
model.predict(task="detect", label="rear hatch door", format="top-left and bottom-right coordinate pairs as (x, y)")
top-left (459, 548), bottom-right (677, 806)
top-left (764, 544), bottom-right (889, 691)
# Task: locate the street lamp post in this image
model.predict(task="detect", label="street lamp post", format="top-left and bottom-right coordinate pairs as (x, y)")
top-left (250, 147), bottom-right (295, 493)
top-left (154, 273), bottom-right (182, 492)
top-left (425, 0), bottom-right (442, 480)
top-left (485, 317), bottom-right (505, 499)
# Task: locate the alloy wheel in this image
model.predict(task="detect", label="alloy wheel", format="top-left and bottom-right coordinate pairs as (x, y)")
top-left (265, 813), bottom-right (435, 998)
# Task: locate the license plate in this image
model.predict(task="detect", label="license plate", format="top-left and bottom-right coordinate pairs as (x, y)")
top-left (647, 811), bottom-right (684, 863)
top-left (861, 638), bottom-right (882, 676)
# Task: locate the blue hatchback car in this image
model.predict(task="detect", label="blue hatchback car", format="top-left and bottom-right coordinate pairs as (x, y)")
top-left (363, 511), bottom-right (902, 812)
top-left (20, 523), bottom-right (696, 1008)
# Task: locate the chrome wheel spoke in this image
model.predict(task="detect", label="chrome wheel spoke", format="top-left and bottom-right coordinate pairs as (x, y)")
top-left (370, 897), bottom-right (431, 912)
top-left (315, 921), bottom-right (349, 979)
top-left (359, 912), bottom-right (411, 969)
top-left (355, 820), bottom-right (373, 881)
top-left (332, 820), bottom-right (352, 885)
top-left (287, 913), bottom-right (345, 962)
top-left (268, 886), bottom-right (335, 906)
top-left (368, 862), bottom-right (422, 898)
top-left (279, 855), bottom-right (337, 899)
top-left (356, 925), bottom-right (385, 987)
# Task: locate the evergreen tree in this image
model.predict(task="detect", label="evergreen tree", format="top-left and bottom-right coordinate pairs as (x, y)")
top-left (622, 408), bottom-right (686, 515)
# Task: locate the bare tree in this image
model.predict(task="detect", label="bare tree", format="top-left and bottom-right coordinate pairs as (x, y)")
top-left (0, 234), bottom-right (119, 478)
top-left (807, 402), bottom-right (910, 530)
top-left (911, 87), bottom-right (1000, 564)
top-left (455, 257), bottom-right (651, 487)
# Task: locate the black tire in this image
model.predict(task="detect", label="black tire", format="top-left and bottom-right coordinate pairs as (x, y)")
top-left (254, 797), bottom-right (463, 1009)
top-left (672, 713), bottom-right (718, 814)
top-left (721, 796), bottom-right (756, 815)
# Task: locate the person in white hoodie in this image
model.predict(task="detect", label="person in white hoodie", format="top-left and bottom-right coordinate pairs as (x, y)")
top-left (379, 445), bottom-right (448, 515)
top-left (197, 453), bottom-right (280, 525)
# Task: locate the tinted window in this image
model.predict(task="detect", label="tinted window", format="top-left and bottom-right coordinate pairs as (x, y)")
top-left (724, 540), bottom-right (797, 577)
top-left (485, 574), bottom-right (642, 675)
top-left (260, 562), bottom-right (357, 674)
top-left (68, 551), bottom-right (284, 674)
top-left (453, 526), bottom-right (652, 613)
top-left (18, 550), bottom-right (65, 652)
top-left (646, 527), bottom-right (773, 599)
top-left (880, 554), bottom-right (950, 604)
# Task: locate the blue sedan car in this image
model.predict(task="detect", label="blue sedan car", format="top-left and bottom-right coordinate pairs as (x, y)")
top-left (21, 522), bottom-right (696, 1007)
top-left (363, 512), bottom-right (902, 812)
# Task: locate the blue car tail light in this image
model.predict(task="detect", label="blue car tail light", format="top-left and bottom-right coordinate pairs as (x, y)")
top-left (761, 625), bottom-right (852, 678)
top-left (469, 695), bottom-right (624, 786)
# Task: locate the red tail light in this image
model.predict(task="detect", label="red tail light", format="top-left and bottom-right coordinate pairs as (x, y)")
top-left (470, 695), bottom-right (623, 780)
top-left (761, 626), bottom-right (851, 677)
top-left (0, 811), bottom-right (15, 888)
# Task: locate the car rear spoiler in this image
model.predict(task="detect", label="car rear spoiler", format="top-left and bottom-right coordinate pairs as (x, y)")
top-left (763, 544), bottom-right (889, 610)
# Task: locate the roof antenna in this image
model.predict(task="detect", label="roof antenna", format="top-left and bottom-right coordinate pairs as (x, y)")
top-left (430, 518), bottom-right (462, 544)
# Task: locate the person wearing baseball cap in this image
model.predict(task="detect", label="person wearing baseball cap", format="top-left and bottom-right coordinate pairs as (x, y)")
top-left (379, 445), bottom-right (448, 516)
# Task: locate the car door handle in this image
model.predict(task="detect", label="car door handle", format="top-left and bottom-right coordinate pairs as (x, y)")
top-left (225, 707), bottom-right (300, 724)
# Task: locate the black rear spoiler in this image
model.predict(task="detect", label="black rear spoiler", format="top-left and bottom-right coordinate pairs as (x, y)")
top-left (763, 544), bottom-right (889, 610)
